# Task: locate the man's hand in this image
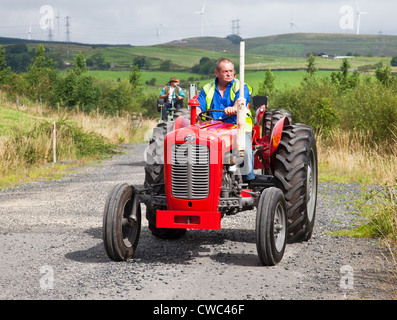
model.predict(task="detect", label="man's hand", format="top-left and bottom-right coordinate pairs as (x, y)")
top-left (196, 108), bottom-right (202, 121)
top-left (224, 106), bottom-right (237, 115)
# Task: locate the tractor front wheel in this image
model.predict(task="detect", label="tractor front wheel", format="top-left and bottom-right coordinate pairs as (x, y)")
top-left (255, 187), bottom-right (287, 266)
top-left (103, 183), bottom-right (141, 261)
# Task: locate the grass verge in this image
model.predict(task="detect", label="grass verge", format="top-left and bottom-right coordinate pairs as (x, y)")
top-left (0, 99), bottom-right (157, 190)
top-left (317, 128), bottom-right (397, 298)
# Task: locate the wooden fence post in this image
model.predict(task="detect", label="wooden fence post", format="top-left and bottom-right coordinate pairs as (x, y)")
top-left (53, 122), bottom-right (56, 164)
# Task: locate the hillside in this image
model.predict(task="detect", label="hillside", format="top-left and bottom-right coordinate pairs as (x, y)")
top-left (2, 32), bottom-right (397, 59)
top-left (1, 33), bottom-right (396, 74)
top-left (169, 33), bottom-right (397, 57)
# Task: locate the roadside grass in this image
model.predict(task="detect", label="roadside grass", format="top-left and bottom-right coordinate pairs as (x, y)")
top-left (317, 128), bottom-right (397, 298)
top-left (317, 129), bottom-right (397, 186)
top-left (0, 97), bottom-right (157, 189)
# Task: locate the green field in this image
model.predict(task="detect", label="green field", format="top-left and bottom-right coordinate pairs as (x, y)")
top-left (0, 104), bottom-right (48, 136)
top-left (79, 34), bottom-right (396, 73)
top-left (88, 69), bottom-right (335, 95)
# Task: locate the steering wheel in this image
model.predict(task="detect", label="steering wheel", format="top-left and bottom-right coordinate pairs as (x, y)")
top-left (199, 109), bottom-right (236, 123)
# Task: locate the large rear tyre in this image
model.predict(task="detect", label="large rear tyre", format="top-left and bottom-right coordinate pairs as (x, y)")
top-left (103, 183), bottom-right (141, 261)
top-left (256, 187), bottom-right (287, 266)
top-left (262, 109), bottom-right (292, 137)
top-left (272, 124), bottom-right (318, 243)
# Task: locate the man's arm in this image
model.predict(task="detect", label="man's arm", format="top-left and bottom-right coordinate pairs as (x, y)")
top-left (225, 83), bottom-right (251, 115)
top-left (177, 88), bottom-right (185, 100)
top-left (196, 89), bottom-right (208, 119)
top-left (159, 88), bottom-right (168, 99)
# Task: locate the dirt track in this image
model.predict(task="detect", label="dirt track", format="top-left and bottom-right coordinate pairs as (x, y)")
top-left (0, 143), bottom-right (392, 301)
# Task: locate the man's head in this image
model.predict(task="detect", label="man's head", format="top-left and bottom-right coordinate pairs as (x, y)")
top-left (215, 58), bottom-right (235, 85)
top-left (169, 77), bottom-right (178, 88)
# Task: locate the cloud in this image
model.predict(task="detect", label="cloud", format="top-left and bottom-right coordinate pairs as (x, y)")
top-left (0, 0), bottom-right (396, 45)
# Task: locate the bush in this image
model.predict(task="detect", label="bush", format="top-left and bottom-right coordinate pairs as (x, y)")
top-left (73, 75), bottom-right (101, 112)
top-left (3, 120), bottom-right (116, 169)
top-left (271, 75), bottom-right (397, 145)
top-left (192, 57), bottom-right (216, 75)
top-left (308, 97), bottom-right (339, 134)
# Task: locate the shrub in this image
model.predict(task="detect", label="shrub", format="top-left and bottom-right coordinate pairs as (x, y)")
top-left (308, 97), bottom-right (339, 134)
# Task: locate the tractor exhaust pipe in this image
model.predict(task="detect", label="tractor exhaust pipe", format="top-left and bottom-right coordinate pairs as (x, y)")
top-left (237, 41), bottom-right (246, 158)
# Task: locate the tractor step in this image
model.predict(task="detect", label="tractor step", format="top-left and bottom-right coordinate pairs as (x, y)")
top-left (249, 174), bottom-right (275, 189)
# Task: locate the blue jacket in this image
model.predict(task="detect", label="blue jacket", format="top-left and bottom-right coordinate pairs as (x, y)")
top-left (198, 78), bottom-right (251, 124)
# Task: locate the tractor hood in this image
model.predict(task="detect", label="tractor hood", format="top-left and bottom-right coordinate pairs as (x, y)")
top-left (169, 120), bottom-right (238, 155)
top-left (162, 120), bottom-right (238, 220)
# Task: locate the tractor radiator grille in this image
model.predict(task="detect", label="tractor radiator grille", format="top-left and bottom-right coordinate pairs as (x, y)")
top-left (171, 144), bottom-right (210, 199)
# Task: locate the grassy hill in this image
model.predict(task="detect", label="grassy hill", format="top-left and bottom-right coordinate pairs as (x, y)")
top-left (170, 33), bottom-right (397, 58)
top-left (2, 33), bottom-right (396, 76)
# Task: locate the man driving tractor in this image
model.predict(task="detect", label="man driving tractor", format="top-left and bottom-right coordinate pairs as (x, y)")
top-left (196, 58), bottom-right (255, 184)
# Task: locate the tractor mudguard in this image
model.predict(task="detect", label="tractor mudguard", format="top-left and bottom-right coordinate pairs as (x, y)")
top-left (269, 116), bottom-right (290, 155)
top-left (173, 115), bottom-right (190, 131)
top-left (252, 106), bottom-right (266, 141)
top-left (254, 105), bottom-right (266, 127)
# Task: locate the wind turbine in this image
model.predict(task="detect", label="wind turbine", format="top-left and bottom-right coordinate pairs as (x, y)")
top-left (290, 20), bottom-right (298, 31)
top-left (194, 0), bottom-right (208, 37)
top-left (289, 11), bottom-right (298, 32)
top-left (27, 24), bottom-right (32, 40)
top-left (56, 10), bottom-right (61, 41)
top-left (356, 1), bottom-right (368, 35)
top-left (157, 22), bottom-right (168, 43)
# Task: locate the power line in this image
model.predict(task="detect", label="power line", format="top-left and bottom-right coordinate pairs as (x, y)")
top-left (65, 16), bottom-right (71, 42)
top-left (231, 19), bottom-right (240, 36)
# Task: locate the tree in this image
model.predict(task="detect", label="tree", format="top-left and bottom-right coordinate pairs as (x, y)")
top-left (159, 59), bottom-right (171, 71)
top-left (192, 57), bottom-right (216, 75)
top-left (73, 52), bottom-right (87, 76)
top-left (226, 34), bottom-right (243, 45)
top-left (306, 53), bottom-right (318, 77)
top-left (24, 44), bottom-right (57, 103)
top-left (0, 45), bottom-right (11, 84)
top-left (375, 65), bottom-right (394, 87)
top-left (129, 65), bottom-right (142, 92)
top-left (391, 57), bottom-right (397, 67)
top-left (257, 68), bottom-right (275, 96)
top-left (330, 58), bottom-right (359, 91)
top-left (86, 53), bottom-right (106, 70)
top-left (133, 56), bottom-right (147, 69)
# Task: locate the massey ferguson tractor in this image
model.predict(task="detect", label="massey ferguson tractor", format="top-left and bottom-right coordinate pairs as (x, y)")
top-left (102, 42), bottom-right (318, 266)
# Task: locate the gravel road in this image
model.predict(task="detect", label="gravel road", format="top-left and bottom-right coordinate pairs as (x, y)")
top-left (0, 143), bottom-right (393, 301)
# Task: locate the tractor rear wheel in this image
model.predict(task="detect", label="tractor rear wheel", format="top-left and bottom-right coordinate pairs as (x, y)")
top-left (272, 124), bottom-right (318, 243)
top-left (262, 109), bottom-right (292, 137)
top-left (256, 187), bottom-right (287, 266)
top-left (103, 183), bottom-right (141, 261)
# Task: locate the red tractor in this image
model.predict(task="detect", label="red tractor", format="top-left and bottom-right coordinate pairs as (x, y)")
top-left (102, 91), bottom-right (318, 266)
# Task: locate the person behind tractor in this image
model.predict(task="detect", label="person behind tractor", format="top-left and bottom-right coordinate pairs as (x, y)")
top-left (159, 77), bottom-right (185, 120)
top-left (196, 58), bottom-right (255, 184)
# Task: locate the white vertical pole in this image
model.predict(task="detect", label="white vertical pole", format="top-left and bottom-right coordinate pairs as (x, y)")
top-left (237, 41), bottom-right (246, 157)
top-left (53, 122), bottom-right (56, 164)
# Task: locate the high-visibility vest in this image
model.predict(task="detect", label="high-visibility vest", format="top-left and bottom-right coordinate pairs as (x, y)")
top-left (203, 79), bottom-right (253, 132)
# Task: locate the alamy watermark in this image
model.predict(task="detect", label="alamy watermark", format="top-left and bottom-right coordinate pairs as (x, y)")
top-left (340, 265), bottom-right (354, 291)
top-left (39, 5), bottom-right (54, 31)
top-left (339, 5), bottom-right (355, 31)
top-left (39, 265), bottom-right (54, 290)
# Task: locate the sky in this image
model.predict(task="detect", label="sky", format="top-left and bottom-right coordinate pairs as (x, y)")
top-left (0, 0), bottom-right (396, 46)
